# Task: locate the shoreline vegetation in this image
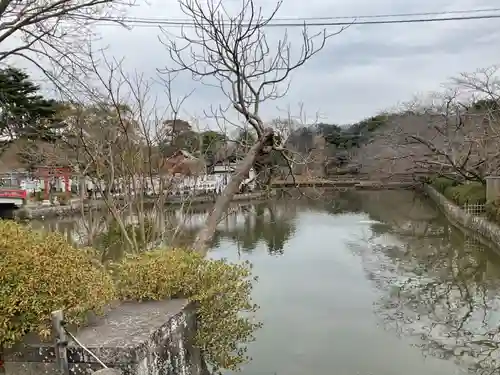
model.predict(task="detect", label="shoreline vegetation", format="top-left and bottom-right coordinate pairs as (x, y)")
top-left (0, 219), bottom-right (260, 373)
top-left (429, 176), bottom-right (500, 224)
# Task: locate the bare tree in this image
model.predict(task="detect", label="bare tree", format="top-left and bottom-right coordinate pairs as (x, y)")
top-left (352, 66), bottom-right (500, 184)
top-left (36, 52), bottom-right (199, 256)
top-left (401, 68), bottom-right (500, 183)
top-left (161, 0), bottom-right (346, 252)
top-left (0, 0), bottom-right (131, 93)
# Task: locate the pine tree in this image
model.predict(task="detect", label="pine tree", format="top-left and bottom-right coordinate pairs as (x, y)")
top-left (0, 67), bottom-right (62, 145)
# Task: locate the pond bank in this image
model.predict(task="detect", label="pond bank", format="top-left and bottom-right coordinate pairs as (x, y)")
top-left (18, 191), bottom-right (273, 219)
top-left (424, 184), bottom-right (500, 251)
top-left (271, 179), bottom-right (417, 189)
top-left (15, 181), bottom-right (420, 221)
top-left (5, 191), bottom-right (500, 375)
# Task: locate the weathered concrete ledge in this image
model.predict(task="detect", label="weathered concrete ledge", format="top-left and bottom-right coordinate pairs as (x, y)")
top-left (3, 299), bottom-right (208, 375)
top-left (424, 184), bottom-right (500, 249)
top-left (93, 370), bottom-right (122, 375)
top-left (17, 200), bottom-right (107, 219)
top-left (355, 181), bottom-right (417, 190)
top-left (17, 191), bottom-right (272, 219)
top-left (272, 180), bottom-right (417, 190)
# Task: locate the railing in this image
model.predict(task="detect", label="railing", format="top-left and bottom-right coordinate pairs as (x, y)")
top-left (326, 172), bottom-right (433, 181)
top-left (51, 310), bottom-right (109, 375)
top-left (462, 203), bottom-right (486, 217)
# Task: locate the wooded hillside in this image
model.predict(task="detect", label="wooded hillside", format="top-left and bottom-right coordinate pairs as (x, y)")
top-left (286, 66), bottom-right (500, 182)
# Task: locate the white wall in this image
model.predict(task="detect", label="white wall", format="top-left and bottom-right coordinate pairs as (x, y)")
top-left (16, 168), bottom-right (257, 196)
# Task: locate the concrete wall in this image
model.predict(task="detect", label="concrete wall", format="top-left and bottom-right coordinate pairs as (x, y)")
top-left (424, 184), bottom-right (500, 249)
top-left (3, 299), bottom-right (209, 375)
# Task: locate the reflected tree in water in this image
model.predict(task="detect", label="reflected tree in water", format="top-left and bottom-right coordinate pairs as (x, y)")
top-left (261, 204), bottom-right (296, 255)
top-left (356, 218), bottom-right (500, 374)
top-left (359, 190), bottom-right (444, 238)
top-left (216, 202), bottom-right (298, 255)
top-left (31, 200), bottom-right (298, 257)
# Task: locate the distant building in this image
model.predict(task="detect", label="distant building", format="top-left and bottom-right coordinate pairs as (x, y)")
top-left (162, 149), bottom-right (206, 177)
top-left (211, 160), bottom-right (256, 191)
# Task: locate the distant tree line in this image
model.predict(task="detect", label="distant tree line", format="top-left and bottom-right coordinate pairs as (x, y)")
top-left (287, 114), bottom-right (390, 152)
top-left (285, 94), bottom-right (500, 174)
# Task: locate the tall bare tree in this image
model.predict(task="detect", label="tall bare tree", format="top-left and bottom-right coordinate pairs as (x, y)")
top-left (36, 52), bottom-right (197, 256)
top-left (162, 0), bottom-right (346, 252)
top-left (392, 67), bottom-right (500, 183)
top-left (350, 66), bottom-right (500, 184)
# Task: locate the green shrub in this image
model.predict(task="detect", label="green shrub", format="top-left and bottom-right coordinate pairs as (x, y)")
top-left (1, 221), bottom-right (260, 374)
top-left (431, 176), bottom-right (456, 193)
top-left (112, 248), bottom-right (261, 373)
top-left (0, 220), bottom-right (116, 348)
top-left (56, 192), bottom-right (70, 205)
top-left (486, 199), bottom-right (500, 223)
top-left (443, 182), bottom-right (486, 206)
top-left (32, 190), bottom-right (45, 202)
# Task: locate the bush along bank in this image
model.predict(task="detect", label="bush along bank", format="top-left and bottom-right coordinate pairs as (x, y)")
top-left (430, 176), bottom-right (500, 226)
top-left (0, 220), bottom-right (261, 374)
top-left (486, 199), bottom-right (500, 223)
top-left (430, 177), bottom-right (486, 206)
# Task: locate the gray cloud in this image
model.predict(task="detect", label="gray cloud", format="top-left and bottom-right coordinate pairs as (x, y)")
top-left (93, 0), bottom-right (500, 124)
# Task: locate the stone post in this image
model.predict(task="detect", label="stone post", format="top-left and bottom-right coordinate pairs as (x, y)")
top-left (51, 310), bottom-right (69, 375)
top-left (485, 176), bottom-right (500, 203)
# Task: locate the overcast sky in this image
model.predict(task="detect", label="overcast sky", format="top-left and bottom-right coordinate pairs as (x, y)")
top-left (8, 0), bottom-right (499, 129)
top-left (90, 0), bottom-right (500, 126)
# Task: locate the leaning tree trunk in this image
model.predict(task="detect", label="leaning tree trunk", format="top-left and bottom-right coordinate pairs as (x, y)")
top-left (193, 130), bottom-right (273, 253)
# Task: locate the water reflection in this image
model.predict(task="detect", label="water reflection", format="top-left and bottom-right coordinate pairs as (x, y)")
top-left (349, 191), bottom-right (500, 374)
top-left (30, 190), bottom-right (500, 374)
top-left (211, 190), bottom-right (466, 375)
top-left (30, 199), bottom-right (304, 257)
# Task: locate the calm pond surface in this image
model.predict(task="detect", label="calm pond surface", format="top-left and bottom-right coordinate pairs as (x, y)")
top-left (35, 190), bottom-right (500, 375)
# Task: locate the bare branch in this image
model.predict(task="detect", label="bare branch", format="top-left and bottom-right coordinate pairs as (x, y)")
top-left (0, 0), bottom-right (133, 94)
top-left (351, 65), bottom-right (500, 183)
top-left (159, 0), bottom-right (343, 252)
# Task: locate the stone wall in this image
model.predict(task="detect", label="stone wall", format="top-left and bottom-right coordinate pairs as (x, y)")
top-left (424, 184), bottom-right (500, 249)
top-left (17, 191), bottom-right (272, 219)
top-left (3, 299), bottom-right (208, 375)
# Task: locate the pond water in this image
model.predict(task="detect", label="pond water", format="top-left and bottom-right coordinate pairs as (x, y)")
top-left (207, 191), bottom-right (500, 375)
top-left (33, 190), bottom-right (500, 375)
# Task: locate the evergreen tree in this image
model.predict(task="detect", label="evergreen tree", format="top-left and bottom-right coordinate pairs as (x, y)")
top-left (0, 67), bottom-right (62, 146)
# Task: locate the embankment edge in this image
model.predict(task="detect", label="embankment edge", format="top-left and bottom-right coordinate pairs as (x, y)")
top-left (424, 184), bottom-right (500, 251)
